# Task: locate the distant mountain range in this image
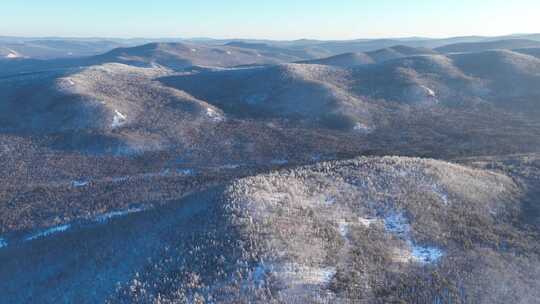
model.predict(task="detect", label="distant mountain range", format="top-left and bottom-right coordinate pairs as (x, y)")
top-left (1, 33), bottom-right (540, 60)
top-left (2, 39), bottom-right (539, 157)
top-left (435, 39), bottom-right (540, 53)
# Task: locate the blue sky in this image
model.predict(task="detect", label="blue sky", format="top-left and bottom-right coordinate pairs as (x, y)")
top-left (1, 0), bottom-right (538, 39)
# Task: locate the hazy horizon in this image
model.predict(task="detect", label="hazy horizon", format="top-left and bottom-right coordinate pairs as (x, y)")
top-left (1, 0), bottom-right (538, 40)
top-left (1, 32), bottom-right (539, 42)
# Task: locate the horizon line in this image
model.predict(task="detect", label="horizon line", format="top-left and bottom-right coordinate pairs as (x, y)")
top-left (1, 32), bottom-right (539, 42)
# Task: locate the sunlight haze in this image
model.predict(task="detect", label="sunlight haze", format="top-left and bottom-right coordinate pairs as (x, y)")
top-left (1, 0), bottom-right (538, 39)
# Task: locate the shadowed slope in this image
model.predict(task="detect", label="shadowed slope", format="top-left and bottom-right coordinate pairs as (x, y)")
top-left (161, 63), bottom-right (378, 131)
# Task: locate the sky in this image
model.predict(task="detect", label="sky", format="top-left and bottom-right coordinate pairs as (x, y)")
top-left (1, 0), bottom-right (538, 40)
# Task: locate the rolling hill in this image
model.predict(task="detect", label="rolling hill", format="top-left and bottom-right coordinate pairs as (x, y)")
top-left (435, 39), bottom-right (540, 53)
top-left (2, 156), bottom-right (538, 303)
top-left (160, 63), bottom-right (378, 131)
top-left (514, 47), bottom-right (540, 59)
top-left (0, 63), bottom-right (227, 154)
top-left (94, 42), bottom-right (298, 69)
top-left (0, 39), bottom-right (130, 59)
top-left (162, 49), bottom-right (540, 125)
top-left (2, 44), bottom-right (539, 161)
top-left (299, 45), bottom-right (438, 68)
top-left (0, 47), bottom-right (22, 59)
top-left (298, 52), bottom-right (375, 67)
top-left (0, 41), bottom-right (312, 77)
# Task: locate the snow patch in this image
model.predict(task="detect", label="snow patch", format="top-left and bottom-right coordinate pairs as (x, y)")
top-left (421, 85), bottom-right (436, 97)
top-left (226, 51), bottom-right (232, 55)
top-left (353, 122), bottom-right (372, 133)
top-left (358, 217), bottom-right (379, 227)
top-left (25, 224), bottom-right (71, 241)
top-left (278, 264), bottom-right (336, 286)
top-left (254, 263), bottom-right (336, 288)
top-left (319, 267), bottom-right (337, 285)
top-left (383, 212), bottom-right (444, 264)
top-left (206, 108), bottom-right (224, 122)
top-left (0, 238), bottom-right (7, 249)
top-left (411, 245), bottom-right (443, 263)
top-left (190, 48), bottom-right (197, 52)
top-left (95, 207), bottom-right (146, 223)
top-left (431, 185), bottom-right (449, 205)
top-left (72, 180), bottom-right (89, 188)
top-left (384, 213), bottom-right (410, 238)
top-left (5, 52), bottom-right (19, 59)
top-left (112, 110), bottom-right (127, 128)
top-left (219, 164), bottom-right (240, 170)
top-left (177, 168), bottom-right (195, 175)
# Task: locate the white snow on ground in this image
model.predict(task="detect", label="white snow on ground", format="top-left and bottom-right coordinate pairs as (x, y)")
top-left (107, 168), bottom-right (194, 184)
top-left (21, 207), bottom-right (148, 242)
top-left (358, 217), bottom-right (379, 227)
top-left (112, 110), bottom-right (127, 128)
top-left (95, 207), bottom-right (146, 223)
top-left (277, 263), bottom-right (337, 286)
top-left (219, 164), bottom-right (240, 170)
top-left (6, 52), bottom-right (19, 59)
top-left (431, 184), bottom-right (449, 205)
top-left (421, 85), bottom-right (436, 97)
top-left (72, 180), bottom-right (89, 188)
top-left (25, 224), bottom-right (71, 241)
top-left (253, 263), bottom-right (336, 287)
top-left (206, 108), bottom-right (224, 122)
top-left (384, 213), bottom-right (410, 238)
top-left (0, 238), bottom-right (7, 249)
top-left (411, 245), bottom-right (443, 263)
top-left (383, 212), bottom-right (444, 264)
top-left (226, 51), bottom-right (232, 55)
top-left (319, 267), bottom-right (337, 285)
top-left (353, 122), bottom-right (372, 133)
top-left (253, 263), bottom-right (336, 286)
top-left (190, 48), bottom-right (197, 52)
top-left (177, 168), bottom-right (195, 175)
